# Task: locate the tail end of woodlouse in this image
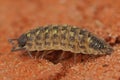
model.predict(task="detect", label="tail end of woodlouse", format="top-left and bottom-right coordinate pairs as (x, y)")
top-left (87, 33), bottom-right (114, 55)
top-left (104, 45), bottom-right (114, 55)
top-left (8, 39), bottom-right (26, 52)
top-left (97, 43), bottom-right (114, 55)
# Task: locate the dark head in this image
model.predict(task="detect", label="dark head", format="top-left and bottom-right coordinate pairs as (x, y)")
top-left (18, 34), bottom-right (27, 48)
top-left (8, 34), bottom-right (27, 51)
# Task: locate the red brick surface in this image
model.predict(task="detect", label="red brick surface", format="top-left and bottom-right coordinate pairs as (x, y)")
top-left (0, 0), bottom-right (120, 80)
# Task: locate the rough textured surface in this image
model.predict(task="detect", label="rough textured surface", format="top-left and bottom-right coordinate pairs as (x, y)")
top-left (0, 0), bottom-right (120, 80)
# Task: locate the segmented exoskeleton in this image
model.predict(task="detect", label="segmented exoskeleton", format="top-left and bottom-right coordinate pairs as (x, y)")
top-left (9, 24), bottom-right (113, 58)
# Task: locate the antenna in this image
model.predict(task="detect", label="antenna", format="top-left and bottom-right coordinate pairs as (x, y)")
top-left (8, 39), bottom-right (26, 52)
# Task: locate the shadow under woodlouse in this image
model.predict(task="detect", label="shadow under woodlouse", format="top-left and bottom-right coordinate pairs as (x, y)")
top-left (20, 50), bottom-right (108, 64)
top-left (9, 24), bottom-right (114, 64)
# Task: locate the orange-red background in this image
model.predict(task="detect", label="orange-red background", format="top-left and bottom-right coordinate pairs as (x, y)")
top-left (0, 0), bottom-right (120, 80)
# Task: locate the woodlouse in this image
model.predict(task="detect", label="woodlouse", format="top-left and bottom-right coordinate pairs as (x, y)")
top-left (9, 24), bottom-right (113, 59)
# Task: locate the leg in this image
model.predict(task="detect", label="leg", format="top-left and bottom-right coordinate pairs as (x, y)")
top-left (54, 51), bottom-right (65, 63)
top-left (58, 51), bottom-right (65, 61)
top-left (27, 50), bottom-right (34, 59)
top-left (73, 53), bottom-right (77, 64)
top-left (35, 51), bottom-right (40, 60)
top-left (40, 50), bottom-right (54, 59)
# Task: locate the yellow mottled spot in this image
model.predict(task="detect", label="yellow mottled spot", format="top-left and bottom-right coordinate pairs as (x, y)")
top-left (36, 30), bottom-right (40, 35)
top-left (53, 30), bottom-right (57, 34)
top-left (27, 33), bottom-right (31, 37)
top-left (87, 38), bottom-right (91, 42)
top-left (45, 29), bottom-right (49, 33)
top-left (88, 38), bottom-right (92, 43)
top-left (70, 32), bottom-right (74, 36)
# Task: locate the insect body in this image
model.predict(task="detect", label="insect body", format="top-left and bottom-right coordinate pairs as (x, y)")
top-left (9, 24), bottom-right (113, 55)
